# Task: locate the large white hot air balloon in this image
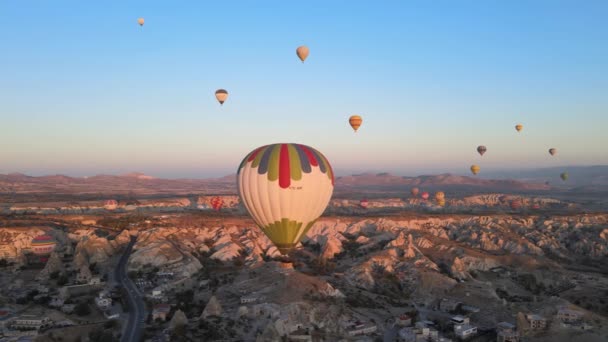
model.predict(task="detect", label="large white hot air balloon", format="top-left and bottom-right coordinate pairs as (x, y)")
top-left (237, 143), bottom-right (334, 254)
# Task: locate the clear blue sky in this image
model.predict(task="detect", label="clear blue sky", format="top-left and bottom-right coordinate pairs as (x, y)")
top-left (1, 1), bottom-right (607, 178)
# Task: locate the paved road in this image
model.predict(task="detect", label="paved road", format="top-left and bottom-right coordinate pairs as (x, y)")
top-left (116, 235), bottom-right (146, 342)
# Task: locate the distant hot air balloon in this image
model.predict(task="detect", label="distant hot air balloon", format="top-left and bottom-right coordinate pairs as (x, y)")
top-left (421, 192), bottom-right (429, 201)
top-left (510, 200), bottom-right (522, 210)
top-left (549, 148), bottom-right (557, 156)
top-left (210, 196), bottom-right (223, 211)
top-left (296, 46), bottom-right (309, 63)
top-left (215, 89), bottom-right (228, 105)
top-left (560, 172), bottom-right (569, 181)
top-left (532, 203), bottom-right (540, 210)
top-left (477, 146), bottom-right (487, 156)
top-left (515, 124), bottom-right (523, 132)
top-left (360, 199), bottom-right (369, 209)
top-left (437, 199), bottom-right (446, 207)
top-left (31, 235), bottom-right (56, 256)
top-left (411, 187), bottom-right (419, 197)
top-left (349, 115), bottom-right (363, 132)
top-left (237, 143), bottom-right (334, 255)
top-left (470, 165), bottom-right (480, 175)
top-left (137, 18), bottom-right (145, 26)
top-left (104, 200), bottom-right (118, 211)
top-left (435, 191), bottom-right (445, 201)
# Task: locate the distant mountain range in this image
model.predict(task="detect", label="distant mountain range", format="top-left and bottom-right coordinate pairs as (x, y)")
top-left (0, 170), bottom-right (555, 197)
top-left (479, 165), bottom-right (608, 190)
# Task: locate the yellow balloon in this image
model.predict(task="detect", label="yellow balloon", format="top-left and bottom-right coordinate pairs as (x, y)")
top-left (349, 115), bottom-right (363, 132)
top-left (435, 191), bottom-right (445, 201)
top-left (470, 165), bottom-right (480, 175)
top-left (515, 124), bottom-right (523, 132)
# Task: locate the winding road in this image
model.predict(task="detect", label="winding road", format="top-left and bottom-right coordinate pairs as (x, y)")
top-left (116, 235), bottom-right (146, 342)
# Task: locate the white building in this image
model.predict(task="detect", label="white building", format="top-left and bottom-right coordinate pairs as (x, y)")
top-left (451, 316), bottom-right (470, 325)
top-left (240, 296), bottom-right (259, 304)
top-left (396, 314), bottom-right (413, 327)
top-left (454, 324), bottom-right (477, 340)
top-left (346, 321), bottom-right (377, 336)
top-left (89, 276), bottom-right (102, 285)
top-left (151, 287), bottom-right (163, 299)
top-left (9, 316), bottom-right (51, 330)
top-left (525, 314), bottom-right (547, 330)
top-left (496, 322), bottom-right (518, 342)
top-left (557, 308), bottom-right (583, 323)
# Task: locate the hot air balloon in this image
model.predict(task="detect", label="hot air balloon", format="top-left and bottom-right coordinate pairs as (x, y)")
top-left (215, 89), bottom-right (228, 105)
top-left (104, 200), bottom-right (118, 211)
top-left (210, 196), bottom-right (223, 211)
top-left (470, 165), bottom-right (480, 175)
top-left (421, 192), bottom-right (429, 201)
top-left (296, 46), bottom-right (309, 63)
top-left (31, 235), bottom-right (56, 263)
top-left (510, 200), bottom-right (522, 210)
top-left (435, 191), bottom-right (445, 201)
top-left (515, 124), bottom-right (523, 132)
top-left (237, 143), bottom-right (334, 255)
top-left (411, 187), bottom-right (419, 197)
top-left (532, 203), bottom-right (540, 210)
top-left (360, 199), bottom-right (369, 209)
top-left (549, 148), bottom-right (557, 156)
top-left (477, 146), bottom-right (487, 156)
top-left (437, 199), bottom-right (446, 207)
top-left (560, 172), bottom-right (569, 181)
top-left (137, 18), bottom-right (145, 26)
top-left (349, 115), bottom-right (363, 132)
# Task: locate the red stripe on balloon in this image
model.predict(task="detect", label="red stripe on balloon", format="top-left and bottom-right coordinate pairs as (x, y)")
top-left (279, 144), bottom-right (291, 188)
top-left (247, 146), bottom-right (264, 162)
top-left (299, 145), bottom-right (318, 166)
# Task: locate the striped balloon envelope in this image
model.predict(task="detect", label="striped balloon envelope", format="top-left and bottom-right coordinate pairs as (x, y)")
top-left (237, 143), bottom-right (334, 254)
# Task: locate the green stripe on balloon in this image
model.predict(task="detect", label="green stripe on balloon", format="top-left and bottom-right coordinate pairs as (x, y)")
top-left (267, 145), bottom-right (281, 181)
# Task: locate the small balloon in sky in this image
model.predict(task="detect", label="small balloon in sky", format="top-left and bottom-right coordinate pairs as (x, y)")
top-left (296, 46), bottom-right (309, 63)
top-left (470, 165), bottom-right (480, 175)
top-left (215, 89), bottom-right (228, 105)
top-left (349, 115), bottom-right (363, 132)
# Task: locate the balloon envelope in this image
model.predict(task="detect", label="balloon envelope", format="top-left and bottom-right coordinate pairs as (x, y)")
top-left (31, 235), bottom-right (56, 255)
top-left (360, 199), bottom-right (369, 209)
top-left (470, 165), bottom-right (480, 175)
top-left (510, 200), bottom-right (522, 210)
top-left (515, 124), bottom-right (523, 132)
top-left (549, 148), bottom-right (557, 156)
top-left (237, 143), bottom-right (334, 254)
top-left (411, 187), bottom-right (419, 197)
top-left (349, 115), bottom-right (363, 132)
top-left (477, 146), bottom-right (487, 156)
top-left (215, 89), bottom-right (228, 105)
top-left (210, 196), bottom-right (223, 211)
top-left (560, 172), bottom-right (569, 181)
top-left (296, 46), bottom-right (309, 62)
top-left (421, 192), bottom-right (429, 200)
top-left (137, 18), bottom-right (144, 26)
top-left (435, 191), bottom-right (445, 201)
